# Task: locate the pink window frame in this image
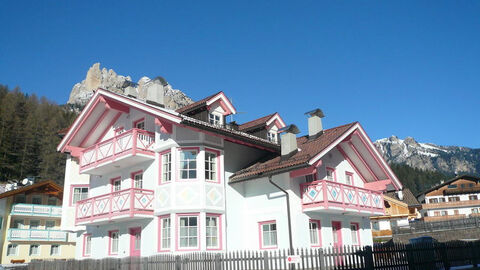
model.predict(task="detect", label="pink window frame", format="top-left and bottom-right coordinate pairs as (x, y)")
top-left (82, 234), bottom-right (91, 257)
top-left (177, 147), bottom-right (200, 182)
top-left (206, 213), bottom-right (222, 251)
top-left (69, 184), bottom-right (89, 206)
top-left (110, 177), bottom-right (121, 193)
top-left (205, 148), bottom-right (221, 184)
top-left (350, 222), bottom-right (361, 246)
top-left (133, 117), bottom-right (145, 130)
top-left (258, 220), bottom-right (277, 250)
top-left (131, 170), bottom-right (143, 189)
top-left (158, 215), bottom-right (171, 252)
top-left (326, 167), bottom-right (337, 181)
top-left (175, 213), bottom-right (200, 251)
top-left (345, 171), bottom-right (354, 186)
top-left (309, 219), bottom-right (322, 247)
top-left (108, 230), bottom-right (119, 255)
top-left (158, 150), bottom-right (172, 185)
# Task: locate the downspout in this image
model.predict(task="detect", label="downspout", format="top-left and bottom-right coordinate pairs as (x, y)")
top-left (268, 175), bottom-right (294, 255)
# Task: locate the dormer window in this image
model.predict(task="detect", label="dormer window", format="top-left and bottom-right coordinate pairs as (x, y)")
top-left (267, 131), bottom-right (277, 143)
top-left (209, 113), bottom-right (222, 126)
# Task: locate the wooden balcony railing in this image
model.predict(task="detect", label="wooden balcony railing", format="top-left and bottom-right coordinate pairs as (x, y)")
top-left (8, 228), bottom-right (68, 242)
top-left (422, 199), bottom-right (480, 210)
top-left (11, 203), bottom-right (62, 217)
top-left (75, 188), bottom-right (154, 225)
top-left (423, 214), bottom-right (466, 222)
top-left (80, 128), bottom-right (155, 172)
top-left (301, 180), bottom-right (384, 214)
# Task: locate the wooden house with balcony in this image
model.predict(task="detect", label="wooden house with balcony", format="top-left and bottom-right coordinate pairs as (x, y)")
top-left (418, 175), bottom-right (480, 222)
top-left (0, 180), bottom-right (75, 264)
top-left (57, 86), bottom-right (401, 259)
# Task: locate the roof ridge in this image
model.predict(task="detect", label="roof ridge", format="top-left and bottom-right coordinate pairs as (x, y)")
top-left (239, 113), bottom-right (276, 126)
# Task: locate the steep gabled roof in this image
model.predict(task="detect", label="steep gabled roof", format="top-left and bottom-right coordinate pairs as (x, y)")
top-left (0, 180), bottom-right (63, 199)
top-left (238, 113), bottom-right (285, 131)
top-left (176, 91), bottom-right (236, 115)
top-left (417, 175), bottom-right (480, 197)
top-left (230, 122), bottom-right (357, 182)
top-left (384, 188), bottom-right (421, 207)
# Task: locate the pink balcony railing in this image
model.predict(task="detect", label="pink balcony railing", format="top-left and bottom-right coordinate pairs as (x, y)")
top-left (301, 180), bottom-right (384, 214)
top-left (75, 188), bottom-right (154, 225)
top-left (80, 128), bottom-right (155, 171)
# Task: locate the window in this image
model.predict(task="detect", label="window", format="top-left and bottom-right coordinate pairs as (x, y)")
top-left (469, 195), bottom-right (478, 201)
top-left (159, 217), bottom-right (171, 251)
top-left (109, 231), bottom-right (119, 255)
top-left (46, 220), bottom-right (55, 230)
top-left (29, 245), bottom-right (40, 256)
top-left (326, 168), bottom-right (336, 181)
top-left (205, 151), bottom-right (217, 182)
top-left (309, 220), bottom-right (321, 247)
top-left (461, 184), bottom-right (466, 188)
top-left (350, 223), bottom-right (360, 245)
top-left (72, 186), bottom-right (89, 205)
top-left (470, 183), bottom-right (475, 188)
top-left (179, 150), bottom-right (197, 180)
top-left (135, 119), bottom-right (145, 130)
top-left (83, 234), bottom-right (91, 257)
top-left (132, 172), bottom-right (143, 189)
top-left (267, 131), bottom-right (277, 143)
top-left (372, 221), bottom-right (380, 231)
top-left (115, 126), bottom-right (125, 136)
top-left (448, 185), bottom-right (457, 189)
top-left (161, 152), bottom-right (172, 183)
top-left (14, 195), bottom-right (26, 204)
top-left (47, 197), bottom-right (57, 206)
top-left (448, 197), bottom-right (460, 202)
top-left (345, 172), bottom-right (354, 186)
top-left (0, 216), bottom-right (3, 230)
top-left (441, 211), bottom-right (448, 216)
top-left (454, 210), bottom-right (459, 215)
top-left (12, 219), bottom-right (24, 229)
top-left (32, 196), bottom-right (42, 205)
top-left (305, 174), bottom-right (315, 183)
top-left (434, 211), bottom-right (440, 216)
top-left (208, 113), bottom-right (221, 125)
top-left (178, 216), bottom-right (199, 249)
top-left (472, 208), bottom-right (479, 214)
top-left (429, 198), bottom-right (438, 204)
top-left (50, 245), bottom-right (60, 256)
top-left (30, 220), bottom-right (40, 229)
top-left (111, 178), bottom-right (121, 192)
top-left (259, 221), bottom-right (277, 249)
top-left (206, 215), bottom-right (220, 249)
top-left (7, 244), bottom-right (17, 256)
top-left (439, 197), bottom-right (446, 203)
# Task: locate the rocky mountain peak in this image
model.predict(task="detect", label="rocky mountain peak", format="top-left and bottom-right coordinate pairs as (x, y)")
top-left (67, 63), bottom-right (194, 110)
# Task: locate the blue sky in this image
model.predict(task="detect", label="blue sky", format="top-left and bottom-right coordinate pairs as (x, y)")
top-left (1, 1), bottom-right (479, 147)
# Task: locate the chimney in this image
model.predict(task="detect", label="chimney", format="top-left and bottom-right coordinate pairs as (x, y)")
top-left (305, 109), bottom-right (325, 138)
top-left (145, 79), bottom-right (165, 107)
top-left (279, 124), bottom-right (300, 156)
top-left (397, 190), bottom-right (404, 201)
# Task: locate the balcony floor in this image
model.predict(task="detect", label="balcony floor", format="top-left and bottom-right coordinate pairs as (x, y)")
top-left (80, 153), bottom-right (154, 175)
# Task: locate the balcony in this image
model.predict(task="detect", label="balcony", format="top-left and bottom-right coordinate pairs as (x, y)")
top-left (301, 180), bottom-right (384, 215)
top-left (424, 214), bottom-right (466, 222)
top-left (11, 204), bottom-right (62, 217)
top-left (75, 188), bottom-right (154, 225)
top-left (422, 199), bottom-right (480, 210)
top-left (79, 128), bottom-right (155, 175)
top-left (8, 228), bottom-right (68, 242)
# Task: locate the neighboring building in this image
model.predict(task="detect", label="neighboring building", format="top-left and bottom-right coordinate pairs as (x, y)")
top-left (57, 88), bottom-right (401, 259)
top-left (417, 175), bottom-right (480, 222)
top-left (370, 188), bottom-right (421, 241)
top-left (0, 180), bottom-right (75, 264)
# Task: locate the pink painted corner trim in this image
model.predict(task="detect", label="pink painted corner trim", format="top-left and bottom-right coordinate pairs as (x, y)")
top-left (309, 219), bottom-right (322, 247)
top-left (258, 220), bottom-right (277, 250)
top-left (206, 213), bottom-right (222, 251)
top-left (69, 184), bottom-right (89, 207)
top-left (175, 213), bottom-right (201, 251)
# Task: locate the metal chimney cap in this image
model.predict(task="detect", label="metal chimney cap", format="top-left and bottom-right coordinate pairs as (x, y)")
top-left (279, 124), bottom-right (300, 134)
top-left (305, 108), bottom-right (325, 118)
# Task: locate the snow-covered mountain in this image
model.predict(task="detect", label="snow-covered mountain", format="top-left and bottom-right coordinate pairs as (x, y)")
top-left (374, 136), bottom-right (480, 174)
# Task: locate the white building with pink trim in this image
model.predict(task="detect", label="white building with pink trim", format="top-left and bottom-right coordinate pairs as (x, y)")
top-left (58, 87), bottom-right (402, 259)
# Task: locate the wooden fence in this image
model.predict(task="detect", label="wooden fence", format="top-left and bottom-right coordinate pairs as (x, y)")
top-left (27, 241), bottom-right (480, 270)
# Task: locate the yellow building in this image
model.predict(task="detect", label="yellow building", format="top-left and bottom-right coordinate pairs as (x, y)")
top-left (0, 180), bottom-right (75, 264)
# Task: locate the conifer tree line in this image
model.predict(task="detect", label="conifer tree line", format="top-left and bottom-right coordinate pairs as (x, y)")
top-left (389, 163), bottom-right (452, 195)
top-left (0, 84), bottom-right (77, 183)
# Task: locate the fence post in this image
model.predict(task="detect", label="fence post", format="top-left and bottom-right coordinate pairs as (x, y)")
top-left (214, 253), bottom-right (222, 270)
top-left (364, 246), bottom-right (374, 270)
top-left (175, 255), bottom-right (182, 270)
top-left (440, 243), bottom-right (450, 270)
top-left (319, 249), bottom-right (326, 270)
top-left (263, 250), bottom-right (270, 270)
top-left (406, 244), bottom-right (416, 270)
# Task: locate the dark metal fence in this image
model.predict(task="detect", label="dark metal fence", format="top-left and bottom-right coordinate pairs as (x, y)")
top-left (393, 216), bottom-right (480, 234)
top-left (27, 241), bottom-right (480, 270)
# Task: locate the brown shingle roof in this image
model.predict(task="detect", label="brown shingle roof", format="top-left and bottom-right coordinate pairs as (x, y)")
top-left (176, 91), bottom-right (222, 114)
top-left (230, 122), bottom-right (358, 182)
top-left (0, 180), bottom-right (63, 199)
top-left (238, 113), bottom-right (276, 131)
top-left (384, 188), bottom-right (421, 207)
